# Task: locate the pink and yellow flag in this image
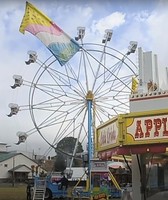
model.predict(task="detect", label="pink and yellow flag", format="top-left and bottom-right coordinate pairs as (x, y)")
top-left (19, 1), bottom-right (80, 66)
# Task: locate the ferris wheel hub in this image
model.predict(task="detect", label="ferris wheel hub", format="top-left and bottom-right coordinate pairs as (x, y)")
top-left (86, 90), bottom-right (94, 101)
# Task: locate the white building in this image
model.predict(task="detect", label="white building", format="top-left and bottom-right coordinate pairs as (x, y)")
top-left (0, 143), bottom-right (46, 182)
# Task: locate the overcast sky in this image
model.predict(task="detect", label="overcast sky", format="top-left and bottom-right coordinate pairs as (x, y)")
top-left (1, 0), bottom-right (168, 157)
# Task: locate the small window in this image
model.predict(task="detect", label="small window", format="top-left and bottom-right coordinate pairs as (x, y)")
top-left (4, 164), bottom-right (8, 167)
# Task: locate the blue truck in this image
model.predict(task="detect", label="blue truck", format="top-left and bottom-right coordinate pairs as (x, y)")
top-left (29, 170), bottom-right (122, 200)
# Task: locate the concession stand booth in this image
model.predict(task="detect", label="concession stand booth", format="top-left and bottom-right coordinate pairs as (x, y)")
top-left (96, 48), bottom-right (168, 200)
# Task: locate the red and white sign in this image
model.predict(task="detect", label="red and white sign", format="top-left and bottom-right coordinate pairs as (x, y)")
top-left (127, 115), bottom-right (168, 140)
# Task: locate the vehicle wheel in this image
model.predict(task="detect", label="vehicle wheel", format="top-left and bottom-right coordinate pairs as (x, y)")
top-left (45, 188), bottom-right (52, 200)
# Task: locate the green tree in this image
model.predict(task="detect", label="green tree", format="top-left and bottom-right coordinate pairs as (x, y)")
top-left (54, 153), bottom-right (66, 172)
top-left (56, 136), bottom-right (84, 167)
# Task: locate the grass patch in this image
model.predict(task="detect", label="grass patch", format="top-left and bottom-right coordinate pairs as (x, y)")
top-left (0, 184), bottom-right (27, 200)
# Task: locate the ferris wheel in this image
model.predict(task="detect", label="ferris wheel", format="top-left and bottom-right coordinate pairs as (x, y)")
top-left (8, 28), bottom-right (138, 164)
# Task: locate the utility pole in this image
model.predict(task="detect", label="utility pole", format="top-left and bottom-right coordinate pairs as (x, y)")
top-left (12, 156), bottom-right (15, 187)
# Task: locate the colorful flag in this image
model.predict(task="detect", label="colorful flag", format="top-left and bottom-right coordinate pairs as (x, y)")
top-left (19, 1), bottom-right (80, 66)
top-left (131, 77), bottom-right (138, 93)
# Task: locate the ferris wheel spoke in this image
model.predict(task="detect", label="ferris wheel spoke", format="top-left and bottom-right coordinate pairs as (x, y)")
top-left (47, 67), bottom-right (76, 84)
top-left (113, 96), bottom-right (130, 107)
top-left (95, 105), bottom-right (113, 120)
top-left (46, 67), bottom-right (86, 99)
top-left (94, 83), bottom-right (130, 100)
top-left (80, 48), bottom-right (97, 91)
top-left (81, 48), bottom-right (105, 91)
top-left (94, 60), bottom-right (130, 96)
top-left (53, 122), bottom-right (82, 147)
top-left (31, 102), bottom-right (85, 126)
top-left (93, 52), bottom-right (134, 89)
top-left (31, 95), bottom-right (85, 112)
top-left (66, 63), bottom-right (87, 95)
top-left (31, 95), bottom-right (84, 110)
top-left (109, 74), bottom-right (133, 90)
top-left (109, 78), bottom-right (132, 97)
top-left (81, 50), bottom-right (89, 91)
top-left (84, 49), bottom-right (133, 92)
top-left (91, 46), bottom-right (108, 91)
top-left (94, 112), bottom-right (103, 124)
top-left (46, 59), bottom-right (87, 96)
top-left (34, 115), bottom-right (81, 147)
top-left (108, 62), bottom-right (126, 90)
top-left (22, 127), bottom-right (38, 137)
top-left (100, 101), bottom-right (129, 113)
top-left (33, 101), bottom-right (86, 129)
top-left (35, 84), bottom-right (84, 103)
top-left (95, 93), bottom-right (130, 105)
top-left (97, 101), bottom-right (128, 113)
top-left (97, 58), bottom-right (121, 86)
top-left (52, 106), bottom-right (87, 145)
